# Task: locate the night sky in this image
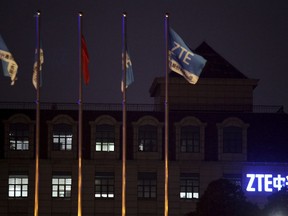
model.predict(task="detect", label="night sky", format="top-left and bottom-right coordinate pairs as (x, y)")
top-left (1, 0), bottom-right (288, 111)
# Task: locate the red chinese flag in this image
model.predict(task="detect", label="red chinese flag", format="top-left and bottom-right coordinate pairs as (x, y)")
top-left (81, 35), bottom-right (90, 85)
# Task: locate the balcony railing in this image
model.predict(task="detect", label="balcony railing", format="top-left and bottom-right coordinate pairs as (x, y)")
top-left (0, 101), bottom-right (284, 113)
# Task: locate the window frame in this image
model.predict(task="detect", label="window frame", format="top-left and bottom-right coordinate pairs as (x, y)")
top-left (137, 172), bottom-right (157, 199)
top-left (132, 116), bottom-right (163, 160)
top-left (52, 123), bottom-right (73, 151)
top-left (175, 117), bottom-right (206, 160)
top-left (8, 174), bottom-right (29, 198)
top-left (51, 174), bottom-right (72, 199)
top-left (180, 173), bottom-right (200, 200)
top-left (47, 115), bottom-right (77, 159)
top-left (90, 115), bottom-right (120, 160)
top-left (95, 124), bottom-right (115, 152)
top-left (4, 114), bottom-right (34, 159)
top-left (223, 126), bottom-right (243, 153)
top-left (217, 117), bottom-right (249, 161)
top-left (180, 125), bottom-right (200, 153)
top-left (94, 172), bottom-right (115, 199)
top-left (138, 125), bottom-right (158, 152)
top-left (9, 123), bottom-right (30, 151)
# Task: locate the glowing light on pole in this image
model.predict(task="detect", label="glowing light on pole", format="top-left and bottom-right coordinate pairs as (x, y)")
top-left (164, 12), bottom-right (169, 216)
top-left (122, 12), bottom-right (127, 216)
top-left (34, 10), bottom-right (41, 216)
top-left (77, 11), bottom-right (83, 216)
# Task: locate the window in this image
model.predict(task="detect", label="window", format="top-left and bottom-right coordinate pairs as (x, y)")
top-left (133, 116), bottom-right (162, 160)
top-left (90, 116), bottom-right (120, 160)
top-left (223, 126), bottom-right (242, 153)
top-left (137, 172), bottom-right (157, 199)
top-left (95, 124), bottom-right (115, 152)
top-left (52, 124), bottom-right (73, 151)
top-left (180, 173), bottom-right (199, 199)
top-left (138, 125), bottom-right (157, 152)
top-left (217, 117), bottom-right (249, 161)
top-left (4, 114), bottom-right (34, 159)
top-left (95, 172), bottom-right (114, 198)
top-left (223, 174), bottom-right (242, 187)
top-left (175, 117), bottom-right (206, 160)
top-left (52, 175), bottom-right (72, 198)
top-left (9, 123), bottom-right (29, 151)
top-left (47, 115), bottom-right (77, 159)
top-left (180, 126), bottom-right (200, 153)
top-left (8, 175), bottom-right (28, 198)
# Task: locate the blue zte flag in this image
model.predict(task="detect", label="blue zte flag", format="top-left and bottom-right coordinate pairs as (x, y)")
top-left (169, 28), bottom-right (206, 84)
top-left (121, 51), bottom-right (134, 91)
top-left (32, 47), bottom-right (44, 89)
top-left (0, 34), bottom-right (18, 85)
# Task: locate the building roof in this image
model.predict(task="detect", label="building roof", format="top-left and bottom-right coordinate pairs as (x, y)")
top-left (170, 41), bottom-right (248, 79)
top-left (195, 42), bottom-right (248, 79)
top-left (150, 42), bottom-right (258, 110)
top-left (169, 41), bottom-right (248, 79)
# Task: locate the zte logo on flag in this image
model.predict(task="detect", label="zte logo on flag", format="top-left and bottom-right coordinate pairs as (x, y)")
top-left (168, 28), bottom-right (206, 85)
top-left (170, 41), bottom-right (195, 66)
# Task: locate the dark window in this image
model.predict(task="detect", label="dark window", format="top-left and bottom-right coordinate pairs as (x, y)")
top-left (137, 172), bottom-right (157, 199)
top-left (52, 124), bottom-right (73, 151)
top-left (180, 173), bottom-right (199, 199)
top-left (223, 174), bottom-right (242, 187)
top-left (95, 124), bottom-right (115, 152)
top-left (180, 126), bottom-right (200, 153)
top-left (95, 172), bottom-right (114, 198)
top-left (138, 125), bottom-right (157, 152)
top-left (223, 126), bottom-right (242, 153)
top-left (9, 123), bottom-right (29, 150)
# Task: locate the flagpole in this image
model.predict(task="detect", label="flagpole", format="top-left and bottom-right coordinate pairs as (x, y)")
top-left (34, 10), bottom-right (41, 216)
top-left (77, 12), bottom-right (83, 216)
top-left (121, 12), bottom-right (127, 216)
top-left (164, 13), bottom-right (169, 216)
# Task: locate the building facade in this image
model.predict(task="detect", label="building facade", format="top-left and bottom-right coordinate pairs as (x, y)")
top-left (0, 42), bottom-right (288, 216)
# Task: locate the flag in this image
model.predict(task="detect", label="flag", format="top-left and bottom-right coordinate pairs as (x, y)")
top-left (121, 50), bottom-right (134, 91)
top-left (81, 35), bottom-right (90, 85)
top-left (0, 34), bottom-right (18, 85)
top-left (32, 47), bottom-right (44, 89)
top-left (169, 28), bottom-right (206, 84)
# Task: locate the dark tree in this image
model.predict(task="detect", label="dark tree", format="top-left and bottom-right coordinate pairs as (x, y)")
top-left (262, 186), bottom-right (288, 216)
top-left (194, 178), bottom-right (260, 216)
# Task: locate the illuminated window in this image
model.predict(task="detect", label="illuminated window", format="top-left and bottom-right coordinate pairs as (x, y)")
top-left (9, 123), bottom-right (29, 151)
top-left (95, 124), bottom-right (115, 152)
top-left (180, 126), bottom-right (200, 153)
top-left (52, 124), bottom-right (73, 151)
top-left (137, 172), bottom-right (157, 199)
top-left (8, 175), bottom-right (28, 198)
top-left (223, 126), bottom-right (242, 153)
top-left (95, 172), bottom-right (114, 198)
top-left (223, 174), bottom-right (242, 187)
top-left (180, 173), bottom-right (199, 199)
top-left (52, 175), bottom-right (72, 198)
top-left (138, 125), bottom-right (157, 152)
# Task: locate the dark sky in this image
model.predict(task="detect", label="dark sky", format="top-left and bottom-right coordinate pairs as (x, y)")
top-left (1, 0), bottom-right (288, 111)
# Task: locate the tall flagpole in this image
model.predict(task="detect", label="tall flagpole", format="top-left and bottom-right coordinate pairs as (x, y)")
top-left (77, 12), bottom-right (83, 216)
top-left (34, 10), bottom-right (41, 216)
top-left (164, 13), bottom-right (169, 216)
top-left (121, 12), bottom-right (127, 216)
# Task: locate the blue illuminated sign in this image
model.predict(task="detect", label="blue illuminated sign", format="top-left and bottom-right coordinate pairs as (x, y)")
top-left (246, 173), bottom-right (288, 192)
